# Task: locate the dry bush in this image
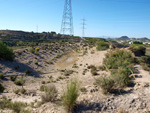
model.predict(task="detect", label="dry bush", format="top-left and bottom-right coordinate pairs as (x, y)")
top-left (41, 85), bottom-right (58, 103)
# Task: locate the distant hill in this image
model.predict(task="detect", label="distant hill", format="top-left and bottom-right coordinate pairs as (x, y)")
top-left (138, 37), bottom-right (150, 42)
top-left (114, 36), bottom-right (129, 40)
top-left (112, 36), bottom-right (150, 42)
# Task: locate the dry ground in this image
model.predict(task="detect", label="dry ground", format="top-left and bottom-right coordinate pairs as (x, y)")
top-left (0, 45), bottom-right (150, 113)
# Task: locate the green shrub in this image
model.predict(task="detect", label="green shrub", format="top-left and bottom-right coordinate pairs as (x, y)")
top-left (87, 65), bottom-right (98, 75)
top-left (136, 56), bottom-right (150, 71)
top-left (129, 45), bottom-right (146, 56)
top-left (10, 75), bottom-right (17, 81)
top-left (99, 65), bottom-right (106, 71)
top-left (62, 79), bottom-right (79, 112)
top-left (0, 73), bottom-right (4, 79)
top-left (112, 67), bottom-right (132, 88)
top-left (87, 65), bottom-right (96, 70)
top-left (96, 41), bottom-right (109, 51)
top-left (137, 56), bottom-right (150, 64)
top-left (80, 87), bottom-right (87, 92)
top-left (103, 49), bottom-right (134, 69)
top-left (0, 96), bottom-right (11, 109)
top-left (97, 49), bottom-right (136, 93)
top-left (0, 97), bottom-right (25, 112)
top-left (29, 47), bottom-right (35, 54)
top-left (64, 70), bottom-right (74, 76)
top-left (72, 64), bottom-right (79, 68)
top-left (20, 88), bottom-right (26, 94)
top-left (133, 41), bottom-right (143, 44)
top-left (95, 77), bottom-right (114, 94)
top-left (24, 70), bottom-right (31, 75)
top-left (91, 69), bottom-right (97, 76)
top-left (141, 63), bottom-right (149, 71)
top-left (41, 81), bottom-right (46, 84)
top-left (11, 101), bottom-right (25, 113)
top-left (0, 83), bottom-right (5, 93)
top-left (0, 41), bottom-right (14, 61)
top-left (14, 89), bottom-right (20, 94)
top-left (40, 85), bottom-right (46, 91)
top-left (41, 85), bottom-right (58, 103)
top-left (14, 79), bottom-right (25, 86)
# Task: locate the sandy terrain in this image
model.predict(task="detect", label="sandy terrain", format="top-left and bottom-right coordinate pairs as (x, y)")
top-left (0, 44), bottom-right (150, 113)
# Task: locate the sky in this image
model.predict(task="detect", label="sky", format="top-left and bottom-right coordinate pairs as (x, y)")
top-left (0, 0), bottom-right (150, 38)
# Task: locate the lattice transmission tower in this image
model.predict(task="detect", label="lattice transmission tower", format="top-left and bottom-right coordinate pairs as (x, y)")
top-left (81, 18), bottom-right (86, 38)
top-left (60, 0), bottom-right (74, 36)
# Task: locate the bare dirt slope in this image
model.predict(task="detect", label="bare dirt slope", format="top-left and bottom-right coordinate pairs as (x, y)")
top-left (1, 46), bottom-right (150, 113)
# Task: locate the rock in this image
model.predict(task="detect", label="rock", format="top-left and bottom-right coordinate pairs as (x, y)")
top-left (130, 99), bottom-right (135, 104)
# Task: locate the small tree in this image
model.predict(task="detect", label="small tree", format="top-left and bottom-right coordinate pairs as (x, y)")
top-left (62, 79), bottom-right (79, 112)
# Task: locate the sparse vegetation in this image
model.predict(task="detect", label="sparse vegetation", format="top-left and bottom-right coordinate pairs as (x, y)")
top-left (87, 65), bottom-right (98, 75)
top-left (0, 96), bottom-right (26, 113)
top-left (29, 47), bottom-right (35, 54)
top-left (98, 65), bottom-right (106, 71)
top-left (14, 78), bottom-right (25, 86)
top-left (96, 49), bottom-right (136, 93)
top-left (10, 75), bottom-right (17, 81)
top-left (80, 87), bottom-right (87, 92)
top-left (24, 70), bottom-right (31, 75)
top-left (64, 70), bottom-right (74, 76)
top-left (41, 81), bottom-right (46, 84)
top-left (136, 56), bottom-right (150, 71)
top-left (1, 32), bottom-right (150, 113)
top-left (41, 85), bottom-right (58, 103)
top-left (20, 88), bottom-right (26, 94)
top-left (103, 49), bottom-right (135, 70)
top-left (14, 89), bottom-right (20, 94)
top-left (96, 41), bottom-right (109, 51)
top-left (62, 79), bottom-right (79, 112)
top-left (91, 67), bottom-right (98, 76)
top-left (40, 85), bottom-right (46, 91)
top-left (95, 76), bottom-right (114, 94)
top-left (72, 64), bottom-right (79, 68)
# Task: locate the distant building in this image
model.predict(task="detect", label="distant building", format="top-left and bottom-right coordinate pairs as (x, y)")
top-left (129, 41), bottom-right (133, 44)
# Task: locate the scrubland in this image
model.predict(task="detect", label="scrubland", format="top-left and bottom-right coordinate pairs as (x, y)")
top-left (0, 39), bottom-right (150, 113)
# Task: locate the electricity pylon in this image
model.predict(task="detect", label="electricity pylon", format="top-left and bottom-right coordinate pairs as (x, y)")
top-left (60, 0), bottom-right (74, 36)
top-left (81, 18), bottom-right (86, 38)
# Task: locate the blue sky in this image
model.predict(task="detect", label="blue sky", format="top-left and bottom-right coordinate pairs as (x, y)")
top-left (0, 0), bottom-right (150, 38)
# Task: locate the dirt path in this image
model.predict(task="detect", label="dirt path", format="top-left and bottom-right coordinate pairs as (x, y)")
top-left (135, 65), bottom-right (150, 84)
